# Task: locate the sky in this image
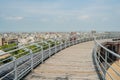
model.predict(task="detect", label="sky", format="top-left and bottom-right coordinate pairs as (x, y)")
top-left (0, 0), bottom-right (120, 32)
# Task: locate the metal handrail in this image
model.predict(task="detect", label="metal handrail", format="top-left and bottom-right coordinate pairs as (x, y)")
top-left (95, 40), bottom-right (120, 59)
top-left (93, 35), bottom-right (120, 80)
top-left (97, 57), bottom-right (114, 80)
top-left (98, 52), bottom-right (120, 76)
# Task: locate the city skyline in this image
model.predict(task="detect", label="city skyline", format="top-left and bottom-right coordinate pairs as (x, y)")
top-left (0, 0), bottom-right (120, 32)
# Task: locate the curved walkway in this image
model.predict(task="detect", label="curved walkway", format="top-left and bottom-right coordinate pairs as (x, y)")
top-left (24, 41), bottom-right (99, 80)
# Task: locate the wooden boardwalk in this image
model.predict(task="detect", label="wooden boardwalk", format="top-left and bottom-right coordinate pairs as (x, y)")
top-left (24, 41), bottom-right (99, 80)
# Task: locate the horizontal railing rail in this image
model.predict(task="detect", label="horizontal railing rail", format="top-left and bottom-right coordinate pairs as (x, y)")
top-left (93, 35), bottom-right (120, 80)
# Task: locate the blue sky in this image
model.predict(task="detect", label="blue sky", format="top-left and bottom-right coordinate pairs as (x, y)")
top-left (0, 0), bottom-right (120, 32)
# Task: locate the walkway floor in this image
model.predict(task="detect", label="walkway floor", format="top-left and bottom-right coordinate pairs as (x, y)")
top-left (24, 41), bottom-right (99, 80)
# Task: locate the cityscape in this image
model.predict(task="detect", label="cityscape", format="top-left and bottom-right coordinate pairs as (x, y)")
top-left (0, 0), bottom-right (120, 80)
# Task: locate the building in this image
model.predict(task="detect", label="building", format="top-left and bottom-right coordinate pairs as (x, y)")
top-left (8, 39), bottom-right (18, 44)
top-left (0, 37), bottom-right (7, 46)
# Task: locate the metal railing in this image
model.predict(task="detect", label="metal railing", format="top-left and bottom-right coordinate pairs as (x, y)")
top-left (0, 32), bottom-right (120, 80)
top-left (93, 35), bottom-right (120, 80)
top-left (0, 36), bottom-right (95, 80)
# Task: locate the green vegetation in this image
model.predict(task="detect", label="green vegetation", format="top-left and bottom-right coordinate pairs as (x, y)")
top-left (0, 43), bottom-right (17, 52)
top-left (38, 43), bottom-right (49, 50)
top-left (56, 41), bottom-right (61, 45)
top-left (12, 49), bottom-right (29, 58)
top-left (27, 45), bottom-right (41, 53)
top-left (0, 43), bottom-right (18, 65)
top-left (0, 40), bottom-right (61, 65)
top-left (47, 40), bottom-right (55, 47)
top-left (47, 40), bottom-right (60, 47)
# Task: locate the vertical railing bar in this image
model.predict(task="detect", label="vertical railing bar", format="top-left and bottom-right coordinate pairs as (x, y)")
top-left (65, 40), bottom-right (67, 48)
top-left (97, 57), bottom-right (114, 80)
top-left (94, 45), bottom-right (104, 79)
top-left (102, 50), bottom-right (107, 79)
top-left (41, 46), bottom-right (43, 64)
top-left (99, 50), bottom-right (120, 76)
top-left (13, 56), bottom-right (17, 80)
top-left (30, 49), bottom-right (33, 71)
top-left (55, 40), bottom-right (57, 53)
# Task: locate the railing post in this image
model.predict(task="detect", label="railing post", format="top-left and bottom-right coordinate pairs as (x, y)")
top-left (100, 50), bottom-right (108, 80)
top-left (105, 50), bottom-right (108, 74)
top-left (94, 39), bottom-right (97, 54)
top-left (72, 40), bottom-right (74, 45)
top-left (48, 43), bottom-right (51, 57)
top-left (55, 41), bottom-right (57, 53)
top-left (65, 40), bottom-right (68, 48)
top-left (41, 46), bottom-right (44, 63)
top-left (94, 40), bottom-right (104, 80)
top-left (69, 40), bottom-right (71, 46)
top-left (30, 49), bottom-right (33, 70)
top-left (65, 40), bottom-right (67, 48)
top-left (74, 39), bottom-right (75, 45)
top-left (76, 39), bottom-right (77, 44)
top-left (13, 57), bottom-right (17, 80)
top-left (60, 42), bottom-right (62, 50)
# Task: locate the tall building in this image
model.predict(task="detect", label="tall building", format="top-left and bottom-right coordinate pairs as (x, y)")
top-left (0, 37), bottom-right (7, 46)
top-left (2, 38), bottom-right (6, 46)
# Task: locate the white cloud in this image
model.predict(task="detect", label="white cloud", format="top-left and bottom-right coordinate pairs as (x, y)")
top-left (78, 15), bottom-right (90, 20)
top-left (40, 18), bottom-right (49, 22)
top-left (5, 16), bottom-right (24, 20)
top-left (102, 17), bottom-right (108, 21)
